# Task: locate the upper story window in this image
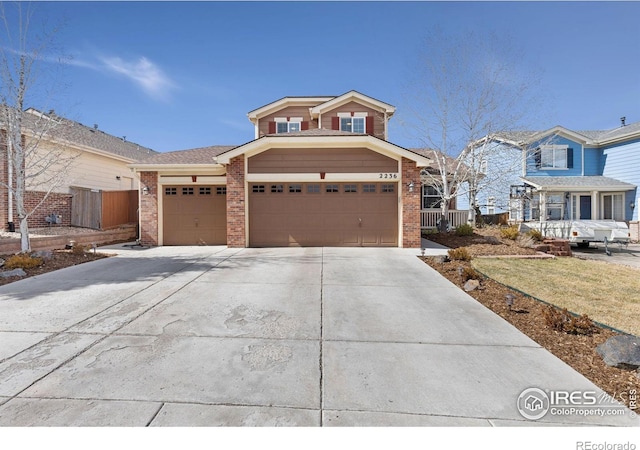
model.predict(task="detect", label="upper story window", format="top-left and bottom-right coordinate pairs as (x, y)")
top-left (336, 112), bottom-right (368, 134)
top-left (340, 117), bottom-right (365, 133)
top-left (536, 145), bottom-right (573, 170)
top-left (274, 117), bottom-right (302, 134)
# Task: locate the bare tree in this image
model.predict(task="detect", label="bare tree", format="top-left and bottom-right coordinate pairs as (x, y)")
top-left (0, 3), bottom-right (75, 251)
top-left (402, 29), bottom-right (541, 230)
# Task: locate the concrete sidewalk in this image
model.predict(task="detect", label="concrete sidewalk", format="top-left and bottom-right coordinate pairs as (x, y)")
top-left (0, 244), bottom-right (637, 426)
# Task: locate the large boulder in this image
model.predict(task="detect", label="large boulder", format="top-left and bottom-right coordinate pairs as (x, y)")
top-left (0, 268), bottom-right (26, 278)
top-left (597, 335), bottom-right (640, 370)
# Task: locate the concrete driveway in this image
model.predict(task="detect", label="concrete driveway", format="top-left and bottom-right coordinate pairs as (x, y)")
top-left (572, 242), bottom-right (640, 269)
top-left (0, 244), bottom-right (637, 426)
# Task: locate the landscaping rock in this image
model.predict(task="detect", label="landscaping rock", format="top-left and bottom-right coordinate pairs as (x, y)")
top-left (31, 250), bottom-right (53, 260)
top-left (484, 236), bottom-right (501, 245)
top-left (0, 268), bottom-right (26, 278)
top-left (463, 279), bottom-right (480, 292)
top-left (432, 255), bottom-right (450, 264)
top-left (596, 335), bottom-right (640, 370)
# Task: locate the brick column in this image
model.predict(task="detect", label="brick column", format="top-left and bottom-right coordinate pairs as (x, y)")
top-left (226, 155), bottom-right (246, 247)
top-left (139, 171), bottom-right (158, 246)
top-left (401, 157), bottom-right (421, 248)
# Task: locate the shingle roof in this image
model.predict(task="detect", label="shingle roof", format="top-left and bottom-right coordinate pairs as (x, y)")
top-left (136, 145), bottom-right (237, 164)
top-left (522, 176), bottom-right (636, 190)
top-left (18, 108), bottom-right (157, 161)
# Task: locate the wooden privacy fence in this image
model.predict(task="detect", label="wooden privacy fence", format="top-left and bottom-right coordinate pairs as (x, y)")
top-left (70, 187), bottom-right (138, 230)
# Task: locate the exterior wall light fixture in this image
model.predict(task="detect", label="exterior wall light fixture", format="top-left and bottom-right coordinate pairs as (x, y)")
top-left (408, 181), bottom-right (415, 193)
top-left (142, 186), bottom-right (149, 195)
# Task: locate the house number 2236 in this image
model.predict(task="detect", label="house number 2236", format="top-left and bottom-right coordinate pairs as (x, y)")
top-left (379, 173), bottom-right (398, 179)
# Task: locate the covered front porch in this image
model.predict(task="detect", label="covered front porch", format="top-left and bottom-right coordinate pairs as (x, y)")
top-left (509, 176), bottom-right (636, 223)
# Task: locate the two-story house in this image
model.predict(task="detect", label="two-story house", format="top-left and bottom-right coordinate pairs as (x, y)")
top-left (475, 120), bottom-right (639, 241)
top-left (130, 91), bottom-right (437, 248)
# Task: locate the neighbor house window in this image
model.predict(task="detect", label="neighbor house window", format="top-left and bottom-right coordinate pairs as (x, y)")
top-left (545, 193), bottom-right (564, 220)
top-left (487, 196), bottom-right (496, 215)
top-left (422, 185), bottom-right (442, 209)
top-left (538, 145), bottom-right (571, 170)
top-left (602, 194), bottom-right (624, 221)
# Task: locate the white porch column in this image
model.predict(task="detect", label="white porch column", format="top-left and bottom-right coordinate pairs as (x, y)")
top-left (591, 191), bottom-right (598, 220)
top-left (539, 192), bottom-right (546, 222)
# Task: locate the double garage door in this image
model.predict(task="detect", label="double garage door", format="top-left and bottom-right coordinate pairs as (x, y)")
top-left (163, 185), bottom-right (227, 245)
top-left (249, 182), bottom-right (398, 247)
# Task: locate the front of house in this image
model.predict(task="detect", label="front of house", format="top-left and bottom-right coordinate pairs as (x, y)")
top-left (131, 91), bottom-right (437, 248)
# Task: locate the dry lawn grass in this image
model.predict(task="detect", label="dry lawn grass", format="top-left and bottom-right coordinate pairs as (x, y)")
top-left (472, 257), bottom-right (640, 336)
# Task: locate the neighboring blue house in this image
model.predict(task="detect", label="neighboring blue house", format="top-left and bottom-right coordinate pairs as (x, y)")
top-left (469, 119), bottom-right (639, 241)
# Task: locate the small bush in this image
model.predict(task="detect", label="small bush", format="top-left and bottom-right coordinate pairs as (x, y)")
top-left (448, 247), bottom-right (471, 261)
top-left (500, 225), bottom-right (520, 240)
top-left (542, 305), bottom-right (597, 336)
top-left (455, 223), bottom-right (474, 236)
top-left (526, 229), bottom-right (543, 242)
top-left (5, 254), bottom-right (44, 270)
top-left (71, 244), bottom-right (88, 255)
top-left (462, 266), bottom-right (480, 281)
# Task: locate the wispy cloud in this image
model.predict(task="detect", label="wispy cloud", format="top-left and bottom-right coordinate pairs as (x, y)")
top-left (98, 56), bottom-right (176, 101)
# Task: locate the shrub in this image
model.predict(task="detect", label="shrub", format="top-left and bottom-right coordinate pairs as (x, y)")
top-left (71, 244), bottom-right (89, 255)
top-left (526, 229), bottom-right (543, 242)
top-left (5, 254), bottom-right (44, 270)
top-left (500, 225), bottom-right (520, 240)
top-left (462, 266), bottom-right (480, 281)
top-left (455, 223), bottom-right (474, 236)
top-left (448, 247), bottom-right (471, 261)
top-left (542, 305), bottom-right (597, 336)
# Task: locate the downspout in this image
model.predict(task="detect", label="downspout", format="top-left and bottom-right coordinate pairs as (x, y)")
top-left (7, 138), bottom-right (13, 231)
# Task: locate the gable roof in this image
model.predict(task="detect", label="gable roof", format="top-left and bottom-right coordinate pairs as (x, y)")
top-left (488, 120), bottom-right (640, 148)
top-left (309, 90), bottom-right (395, 118)
top-left (247, 96), bottom-right (335, 123)
top-left (215, 133), bottom-right (432, 167)
top-left (1, 107), bottom-right (157, 161)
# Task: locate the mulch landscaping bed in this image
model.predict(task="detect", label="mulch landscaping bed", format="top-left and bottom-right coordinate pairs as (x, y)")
top-left (422, 228), bottom-right (640, 410)
top-left (0, 250), bottom-right (109, 287)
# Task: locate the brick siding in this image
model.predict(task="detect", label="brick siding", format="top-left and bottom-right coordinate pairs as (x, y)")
top-left (139, 171), bottom-right (158, 246)
top-left (226, 155), bottom-right (246, 247)
top-left (23, 191), bottom-right (73, 228)
top-left (401, 157), bottom-right (421, 248)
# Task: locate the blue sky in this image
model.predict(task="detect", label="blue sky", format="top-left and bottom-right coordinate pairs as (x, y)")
top-left (7, 1), bottom-right (640, 152)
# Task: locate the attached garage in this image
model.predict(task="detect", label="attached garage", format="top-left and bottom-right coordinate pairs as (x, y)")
top-left (249, 182), bottom-right (398, 247)
top-left (163, 185), bottom-right (227, 245)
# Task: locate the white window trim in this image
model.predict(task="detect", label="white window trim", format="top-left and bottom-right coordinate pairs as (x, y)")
top-left (336, 112), bottom-right (368, 118)
top-left (539, 144), bottom-right (568, 170)
top-left (274, 117), bottom-right (303, 133)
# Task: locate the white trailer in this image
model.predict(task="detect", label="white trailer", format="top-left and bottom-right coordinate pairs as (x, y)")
top-left (519, 220), bottom-right (631, 249)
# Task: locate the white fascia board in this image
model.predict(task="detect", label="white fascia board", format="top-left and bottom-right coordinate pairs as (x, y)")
top-left (247, 97), bottom-right (335, 123)
top-left (246, 173), bottom-right (398, 183)
top-left (216, 135), bottom-right (432, 167)
top-left (527, 127), bottom-right (594, 146)
top-left (309, 91), bottom-right (395, 118)
top-left (159, 175), bottom-right (227, 185)
top-left (128, 163), bottom-right (226, 175)
top-left (598, 130), bottom-right (640, 146)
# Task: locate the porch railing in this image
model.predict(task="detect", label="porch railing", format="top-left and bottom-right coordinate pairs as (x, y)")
top-left (421, 209), bottom-right (469, 230)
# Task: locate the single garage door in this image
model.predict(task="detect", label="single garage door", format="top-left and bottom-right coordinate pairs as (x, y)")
top-left (249, 182), bottom-right (398, 247)
top-left (163, 185), bottom-right (227, 245)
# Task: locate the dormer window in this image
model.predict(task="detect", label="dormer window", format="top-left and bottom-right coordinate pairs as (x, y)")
top-left (333, 112), bottom-right (372, 134)
top-left (275, 117), bottom-right (302, 133)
